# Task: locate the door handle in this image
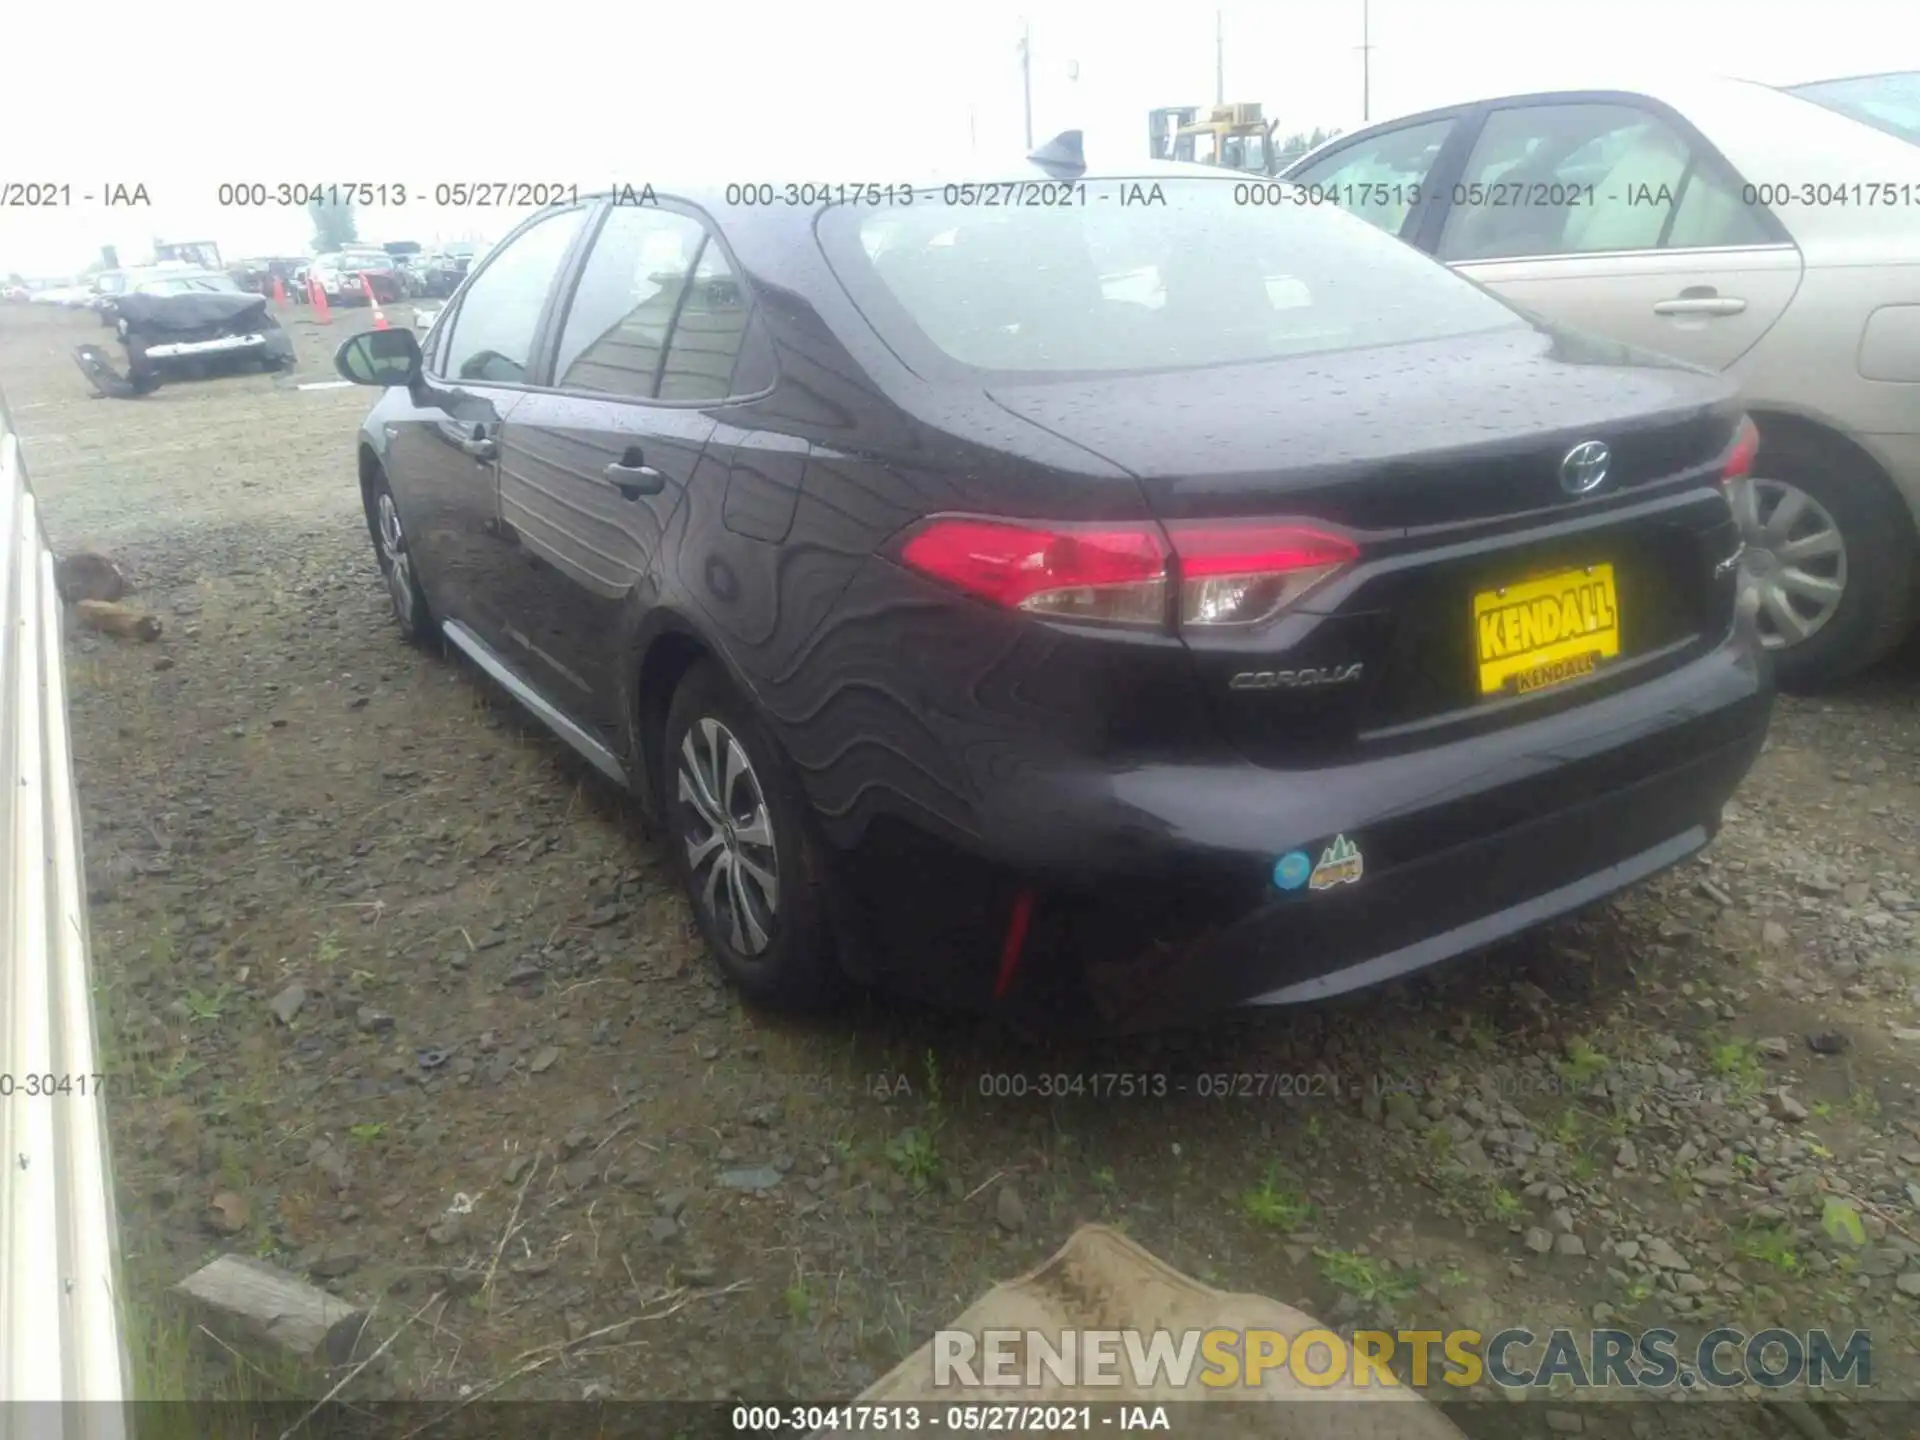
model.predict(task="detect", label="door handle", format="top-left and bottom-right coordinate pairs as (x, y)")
top-left (605, 449), bottom-right (665, 499)
top-left (1653, 295), bottom-right (1746, 317)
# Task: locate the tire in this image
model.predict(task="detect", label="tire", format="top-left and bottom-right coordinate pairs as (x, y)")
top-left (661, 660), bottom-right (844, 1008)
top-left (1727, 428), bottom-right (1915, 689)
top-left (365, 469), bottom-right (436, 646)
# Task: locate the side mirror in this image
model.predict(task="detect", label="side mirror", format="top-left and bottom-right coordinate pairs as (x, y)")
top-left (335, 327), bottom-right (421, 387)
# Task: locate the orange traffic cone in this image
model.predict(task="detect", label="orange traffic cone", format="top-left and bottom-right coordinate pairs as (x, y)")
top-left (310, 275), bottom-right (331, 324)
top-left (362, 274), bottom-right (390, 330)
top-left (271, 275), bottom-right (287, 307)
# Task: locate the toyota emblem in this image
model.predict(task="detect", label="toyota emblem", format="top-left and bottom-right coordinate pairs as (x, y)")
top-left (1559, 440), bottom-right (1611, 496)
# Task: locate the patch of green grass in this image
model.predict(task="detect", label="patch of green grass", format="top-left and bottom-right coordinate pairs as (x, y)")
top-left (1810, 1101), bottom-right (1834, 1120)
top-left (884, 1127), bottom-right (941, 1190)
top-left (1847, 1086), bottom-right (1881, 1120)
top-left (348, 1122), bottom-right (386, 1143)
top-left (1733, 1224), bottom-right (1803, 1275)
top-left (1708, 1039), bottom-right (1765, 1096)
top-left (784, 1281), bottom-right (813, 1322)
top-left (181, 984), bottom-right (233, 1022)
top-left (1315, 1248), bottom-right (1419, 1305)
top-left (315, 930), bottom-right (343, 966)
top-left (1569, 1151), bottom-right (1599, 1183)
top-left (154, 1052), bottom-right (206, 1095)
top-left (1734, 1152), bottom-right (1760, 1177)
top-left (1557, 1038), bottom-right (1609, 1088)
top-left (1091, 1165), bottom-right (1119, 1197)
top-left (1241, 1165), bottom-right (1314, 1232)
top-left (1550, 1107), bottom-right (1585, 1147)
top-left (1487, 1186), bottom-right (1526, 1222)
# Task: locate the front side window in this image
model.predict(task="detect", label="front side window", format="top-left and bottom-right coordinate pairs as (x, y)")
top-left (828, 176), bottom-right (1523, 377)
top-left (437, 206), bottom-right (588, 384)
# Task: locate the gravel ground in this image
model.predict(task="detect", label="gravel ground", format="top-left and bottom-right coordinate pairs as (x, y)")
top-left (8, 300), bottom-right (1920, 1436)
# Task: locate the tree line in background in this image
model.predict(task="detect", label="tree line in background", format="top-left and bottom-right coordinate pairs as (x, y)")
top-left (1275, 125), bottom-right (1342, 162)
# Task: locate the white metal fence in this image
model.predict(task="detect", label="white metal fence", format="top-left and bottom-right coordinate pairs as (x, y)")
top-left (0, 395), bottom-right (132, 1433)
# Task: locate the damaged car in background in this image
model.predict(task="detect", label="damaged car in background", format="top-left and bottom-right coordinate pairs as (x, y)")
top-left (73, 286), bottom-right (296, 398)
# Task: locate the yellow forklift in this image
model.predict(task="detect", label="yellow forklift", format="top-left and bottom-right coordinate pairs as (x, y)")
top-left (1148, 103), bottom-right (1281, 174)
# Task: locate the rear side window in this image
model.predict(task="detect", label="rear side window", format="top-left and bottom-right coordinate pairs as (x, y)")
top-left (437, 206), bottom-right (588, 385)
top-left (554, 206), bottom-right (755, 401)
top-left (1438, 103), bottom-right (1773, 261)
top-left (825, 176), bottom-right (1522, 377)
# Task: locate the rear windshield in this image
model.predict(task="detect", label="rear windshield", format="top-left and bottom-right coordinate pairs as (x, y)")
top-left (1783, 72), bottom-right (1920, 145)
top-left (821, 175), bottom-right (1523, 377)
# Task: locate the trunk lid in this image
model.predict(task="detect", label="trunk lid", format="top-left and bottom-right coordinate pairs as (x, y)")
top-left (986, 328), bottom-right (1744, 764)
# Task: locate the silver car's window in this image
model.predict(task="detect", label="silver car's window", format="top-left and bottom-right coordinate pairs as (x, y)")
top-left (437, 207), bottom-right (588, 385)
top-left (1287, 118), bottom-right (1455, 235)
top-left (1438, 103), bottom-right (1773, 261)
top-left (1784, 72), bottom-right (1920, 146)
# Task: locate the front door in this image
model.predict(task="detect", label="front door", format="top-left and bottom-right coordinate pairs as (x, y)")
top-left (399, 202), bottom-right (593, 650)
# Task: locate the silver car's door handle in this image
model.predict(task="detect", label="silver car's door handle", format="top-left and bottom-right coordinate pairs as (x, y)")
top-left (1653, 296), bottom-right (1747, 316)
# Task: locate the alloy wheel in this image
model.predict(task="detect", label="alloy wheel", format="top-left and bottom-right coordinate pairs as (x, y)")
top-left (1726, 476), bottom-right (1848, 650)
top-left (676, 717), bottom-right (780, 956)
top-left (375, 491), bottom-right (416, 624)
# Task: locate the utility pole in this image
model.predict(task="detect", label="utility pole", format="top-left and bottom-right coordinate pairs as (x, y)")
top-left (1019, 21), bottom-right (1033, 149)
top-left (1359, 0), bottom-right (1374, 122)
top-left (1215, 8), bottom-right (1224, 105)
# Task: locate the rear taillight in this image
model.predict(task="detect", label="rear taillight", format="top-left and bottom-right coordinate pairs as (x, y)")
top-left (1721, 415), bottom-right (1759, 483)
top-left (897, 516), bottom-right (1359, 630)
top-left (1163, 520), bottom-right (1359, 627)
top-left (898, 518), bottom-right (1169, 625)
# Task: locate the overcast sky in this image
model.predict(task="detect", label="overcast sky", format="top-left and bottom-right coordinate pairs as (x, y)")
top-left (1, 0), bottom-right (1914, 275)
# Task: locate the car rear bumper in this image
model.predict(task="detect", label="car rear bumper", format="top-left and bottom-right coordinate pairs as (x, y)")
top-left (829, 628), bottom-right (1770, 1027)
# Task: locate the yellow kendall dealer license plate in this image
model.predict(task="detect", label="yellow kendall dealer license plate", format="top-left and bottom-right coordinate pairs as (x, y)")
top-left (1473, 564), bottom-right (1620, 697)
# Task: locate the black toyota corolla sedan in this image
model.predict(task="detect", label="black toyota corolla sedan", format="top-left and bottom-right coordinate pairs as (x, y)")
top-left (334, 139), bottom-right (1772, 1029)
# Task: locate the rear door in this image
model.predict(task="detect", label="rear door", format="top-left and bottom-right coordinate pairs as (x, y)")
top-left (493, 200), bottom-right (756, 742)
top-left (1428, 98), bottom-right (1803, 372)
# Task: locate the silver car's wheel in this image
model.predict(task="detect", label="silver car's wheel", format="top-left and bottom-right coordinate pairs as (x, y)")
top-left (1726, 475), bottom-right (1848, 651)
top-left (677, 716), bottom-right (780, 957)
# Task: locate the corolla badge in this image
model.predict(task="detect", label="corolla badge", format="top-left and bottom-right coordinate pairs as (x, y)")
top-left (1559, 440), bottom-right (1611, 496)
top-left (1230, 663), bottom-right (1363, 691)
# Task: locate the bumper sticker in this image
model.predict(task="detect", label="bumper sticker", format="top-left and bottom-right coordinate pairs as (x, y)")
top-left (1272, 851), bottom-right (1312, 891)
top-left (1308, 834), bottom-right (1364, 891)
